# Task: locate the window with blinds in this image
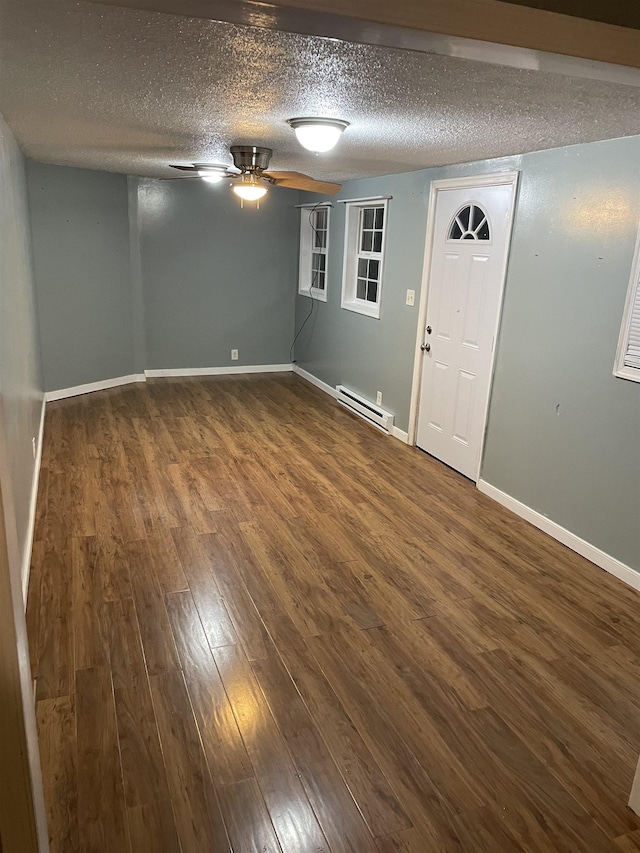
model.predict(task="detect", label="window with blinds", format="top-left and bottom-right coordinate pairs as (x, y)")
top-left (614, 227), bottom-right (640, 382)
top-left (624, 285), bottom-right (640, 369)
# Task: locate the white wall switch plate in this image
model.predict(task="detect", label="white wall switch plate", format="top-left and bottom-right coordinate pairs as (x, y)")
top-left (376, 391), bottom-right (383, 406)
top-left (231, 349), bottom-right (239, 360)
top-left (406, 289), bottom-right (415, 306)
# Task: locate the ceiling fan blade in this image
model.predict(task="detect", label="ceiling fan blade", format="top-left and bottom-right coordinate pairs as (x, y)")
top-left (265, 171), bottom-right (341, 195)
top-left (169, 164), bottom-right (200, 172)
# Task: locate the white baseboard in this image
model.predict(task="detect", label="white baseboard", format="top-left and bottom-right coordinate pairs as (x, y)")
top-left (292, 365), bottom-right (412, 445)
top-left (45, 373), bottom-right (145, 402)
top-left (22, 397), bottom-right (46, 605)
top-left (144, 364), bottom-right (293, 378)
top-left (292, 365), bottom-right (338, 398)
top-left (392, 427), bottom-right (409, 444)
top-left (477, 479), bottom-right (640, 593)
top-left (46, 366), bottom-right (294, 399)
top-left (630, 757), bottom-right (640, 815)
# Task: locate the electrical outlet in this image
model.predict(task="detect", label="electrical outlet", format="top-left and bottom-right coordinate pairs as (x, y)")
top-left (406, 289), bottom-right (415, 307)
top-left (32, 436), bottom-right (36, 459)
top-left (231, 349), bottom-right (239, 361)
top-left (376, 391), bottom-right (383, 406)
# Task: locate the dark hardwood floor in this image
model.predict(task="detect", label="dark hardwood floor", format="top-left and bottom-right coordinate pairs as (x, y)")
top-left (27, 373), bottom-right (640, 852)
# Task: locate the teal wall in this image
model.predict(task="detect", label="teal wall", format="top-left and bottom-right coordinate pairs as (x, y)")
top-left (27, 164), bottom-right (299, 387)
top-left (0, 114), bottom-right (49, 849)
top-left (27, 162), bottom-right (135, 391)
top-left (293, 170), bottom-right (432, 429)
top-left (0, 117), bottom-right (44, 588)
top-left (294, 137), bottom-right (640, 571)
top-left (482, 138), bottom-right (640, 570)
top-left (136, 178), bottom-right (297, 370)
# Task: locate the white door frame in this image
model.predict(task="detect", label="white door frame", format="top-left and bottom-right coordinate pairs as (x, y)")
top-left (408, 171), bottom-right (520, 480)
top-left (631, 755), bottom-right (640, 816)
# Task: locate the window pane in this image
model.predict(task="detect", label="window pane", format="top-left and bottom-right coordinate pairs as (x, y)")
top-left (356, 279), bottom-right (367, 300)
top-left (373, 232), bottom-right (383, 253)
top-left (313, 252), bottom-right (325, 272)
top-left (477, 220), bottom-right (490, 240)
top-left (316, 208), bottom-right (327, 229)
top-left (363, 208), bottom-right (375, 229)
top-left (459, 205), bottom-right (471, 229)
top-left (361, 231), bottom-right (373, 252)
top-left (463, 233), bottom-right (475, 240)
top-left (315, 230), bottom-right (325, 249)
top-left (358, 258), bottom-right (368, 278)
top-left (367, 281), bottom-right (378, 303)
top-left (368, 259), bottom-right (379, 280)
top-left (317, 272), bottom-right (325, 290)
top-left (375, 207), bottom-right (384, 229)
top-left (450, 221), bottom-right (463, 240)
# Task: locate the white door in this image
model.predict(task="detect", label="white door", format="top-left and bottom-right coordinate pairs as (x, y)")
top-left (416, 175), bottom-right (518, 480)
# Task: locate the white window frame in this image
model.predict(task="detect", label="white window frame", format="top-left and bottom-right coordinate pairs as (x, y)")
top-left (614, 222), bottom-right (640, 383)
top-left (341, 197), bottom-right (389, 319)
top-left (298, 203), bottom-right (330, 302)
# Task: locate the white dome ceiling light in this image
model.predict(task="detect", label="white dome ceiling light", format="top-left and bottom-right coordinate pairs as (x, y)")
top-left (287, 118), bottom-right (350, 153)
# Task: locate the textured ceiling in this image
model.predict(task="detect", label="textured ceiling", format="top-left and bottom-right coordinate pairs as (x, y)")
top-left (2, 0), bottom-right (640, 181)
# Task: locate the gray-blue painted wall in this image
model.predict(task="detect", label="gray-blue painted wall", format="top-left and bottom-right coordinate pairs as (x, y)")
top-left (27, 165), bottom-right (300, 384)
top-left (482, 138), bottom-right (640, 571)
top-left (136, 178), bottom-right (298, 370)
top-left (0, 117), bottom-right (44, 589)
top-left (293, 170), bottom-right (432, 428)
top-left (27, 162), bottom-right (135, 391)
top-left (294, 137), bottom-right (640, 571)
top-left (0, 114), bottom-right (49, 850)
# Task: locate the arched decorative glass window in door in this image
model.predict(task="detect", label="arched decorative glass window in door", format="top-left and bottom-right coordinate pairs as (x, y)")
top-left (448, 203), bottom-right (491, 241)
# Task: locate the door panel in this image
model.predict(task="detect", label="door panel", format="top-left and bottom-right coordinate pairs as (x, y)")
top-left (452, 369), bottom-right (476, 446)
top-left (416, 178), bottom-right (517, 480)
top-left (427, 360), bottom-right (448, 433)
top-left (436, 254), bottom-right (458, 342)
top-left (462, 256), bottom-right (487, 348)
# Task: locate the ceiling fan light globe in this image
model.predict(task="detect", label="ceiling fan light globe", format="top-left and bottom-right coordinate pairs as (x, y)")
top-left (288, 118), bottom-right (349, 153)
top-left (233, 183), bottom-right (268, 201)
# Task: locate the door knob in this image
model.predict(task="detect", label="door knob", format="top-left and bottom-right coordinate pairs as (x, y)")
top-left (421, 342), bottom-right (431, 352)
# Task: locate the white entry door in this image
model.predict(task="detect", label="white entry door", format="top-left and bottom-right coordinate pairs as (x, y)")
top-left (415, 174), bottom-right (518, 480)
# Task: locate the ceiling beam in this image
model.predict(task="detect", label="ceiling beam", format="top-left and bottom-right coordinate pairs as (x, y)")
top-left (84, 0), bottom-right (640, 72)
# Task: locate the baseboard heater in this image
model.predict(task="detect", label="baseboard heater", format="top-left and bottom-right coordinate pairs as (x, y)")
top-left (336, 385), bottom-right (394, 434)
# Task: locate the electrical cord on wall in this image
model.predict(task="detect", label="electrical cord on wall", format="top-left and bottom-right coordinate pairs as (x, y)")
top-left (290, 202), bottom-right (325, 364)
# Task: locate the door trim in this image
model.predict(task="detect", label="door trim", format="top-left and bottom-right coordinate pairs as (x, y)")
top-left (408, 171), bottom-right (520, 481)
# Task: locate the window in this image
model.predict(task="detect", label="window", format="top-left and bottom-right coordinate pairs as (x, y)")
top-left (448, 203), bottom-right (491, 241)
top-left (341, 198), bottom-right (389, 318)
top-left (614, 224), bottom-right (640, 382)
top-left (298, 204), bottom-right (330, 301)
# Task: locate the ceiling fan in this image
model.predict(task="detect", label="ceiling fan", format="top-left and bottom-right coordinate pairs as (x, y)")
top-left (169, 145), bottom-right (342, 201)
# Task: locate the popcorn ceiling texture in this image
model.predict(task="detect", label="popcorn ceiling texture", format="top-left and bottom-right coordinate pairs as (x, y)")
top-left (2, 0), bottom-right (640, 180)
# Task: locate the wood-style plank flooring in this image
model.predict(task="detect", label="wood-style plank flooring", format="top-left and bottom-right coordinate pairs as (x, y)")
top-left (27, 373), bottom-right (640, 852)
